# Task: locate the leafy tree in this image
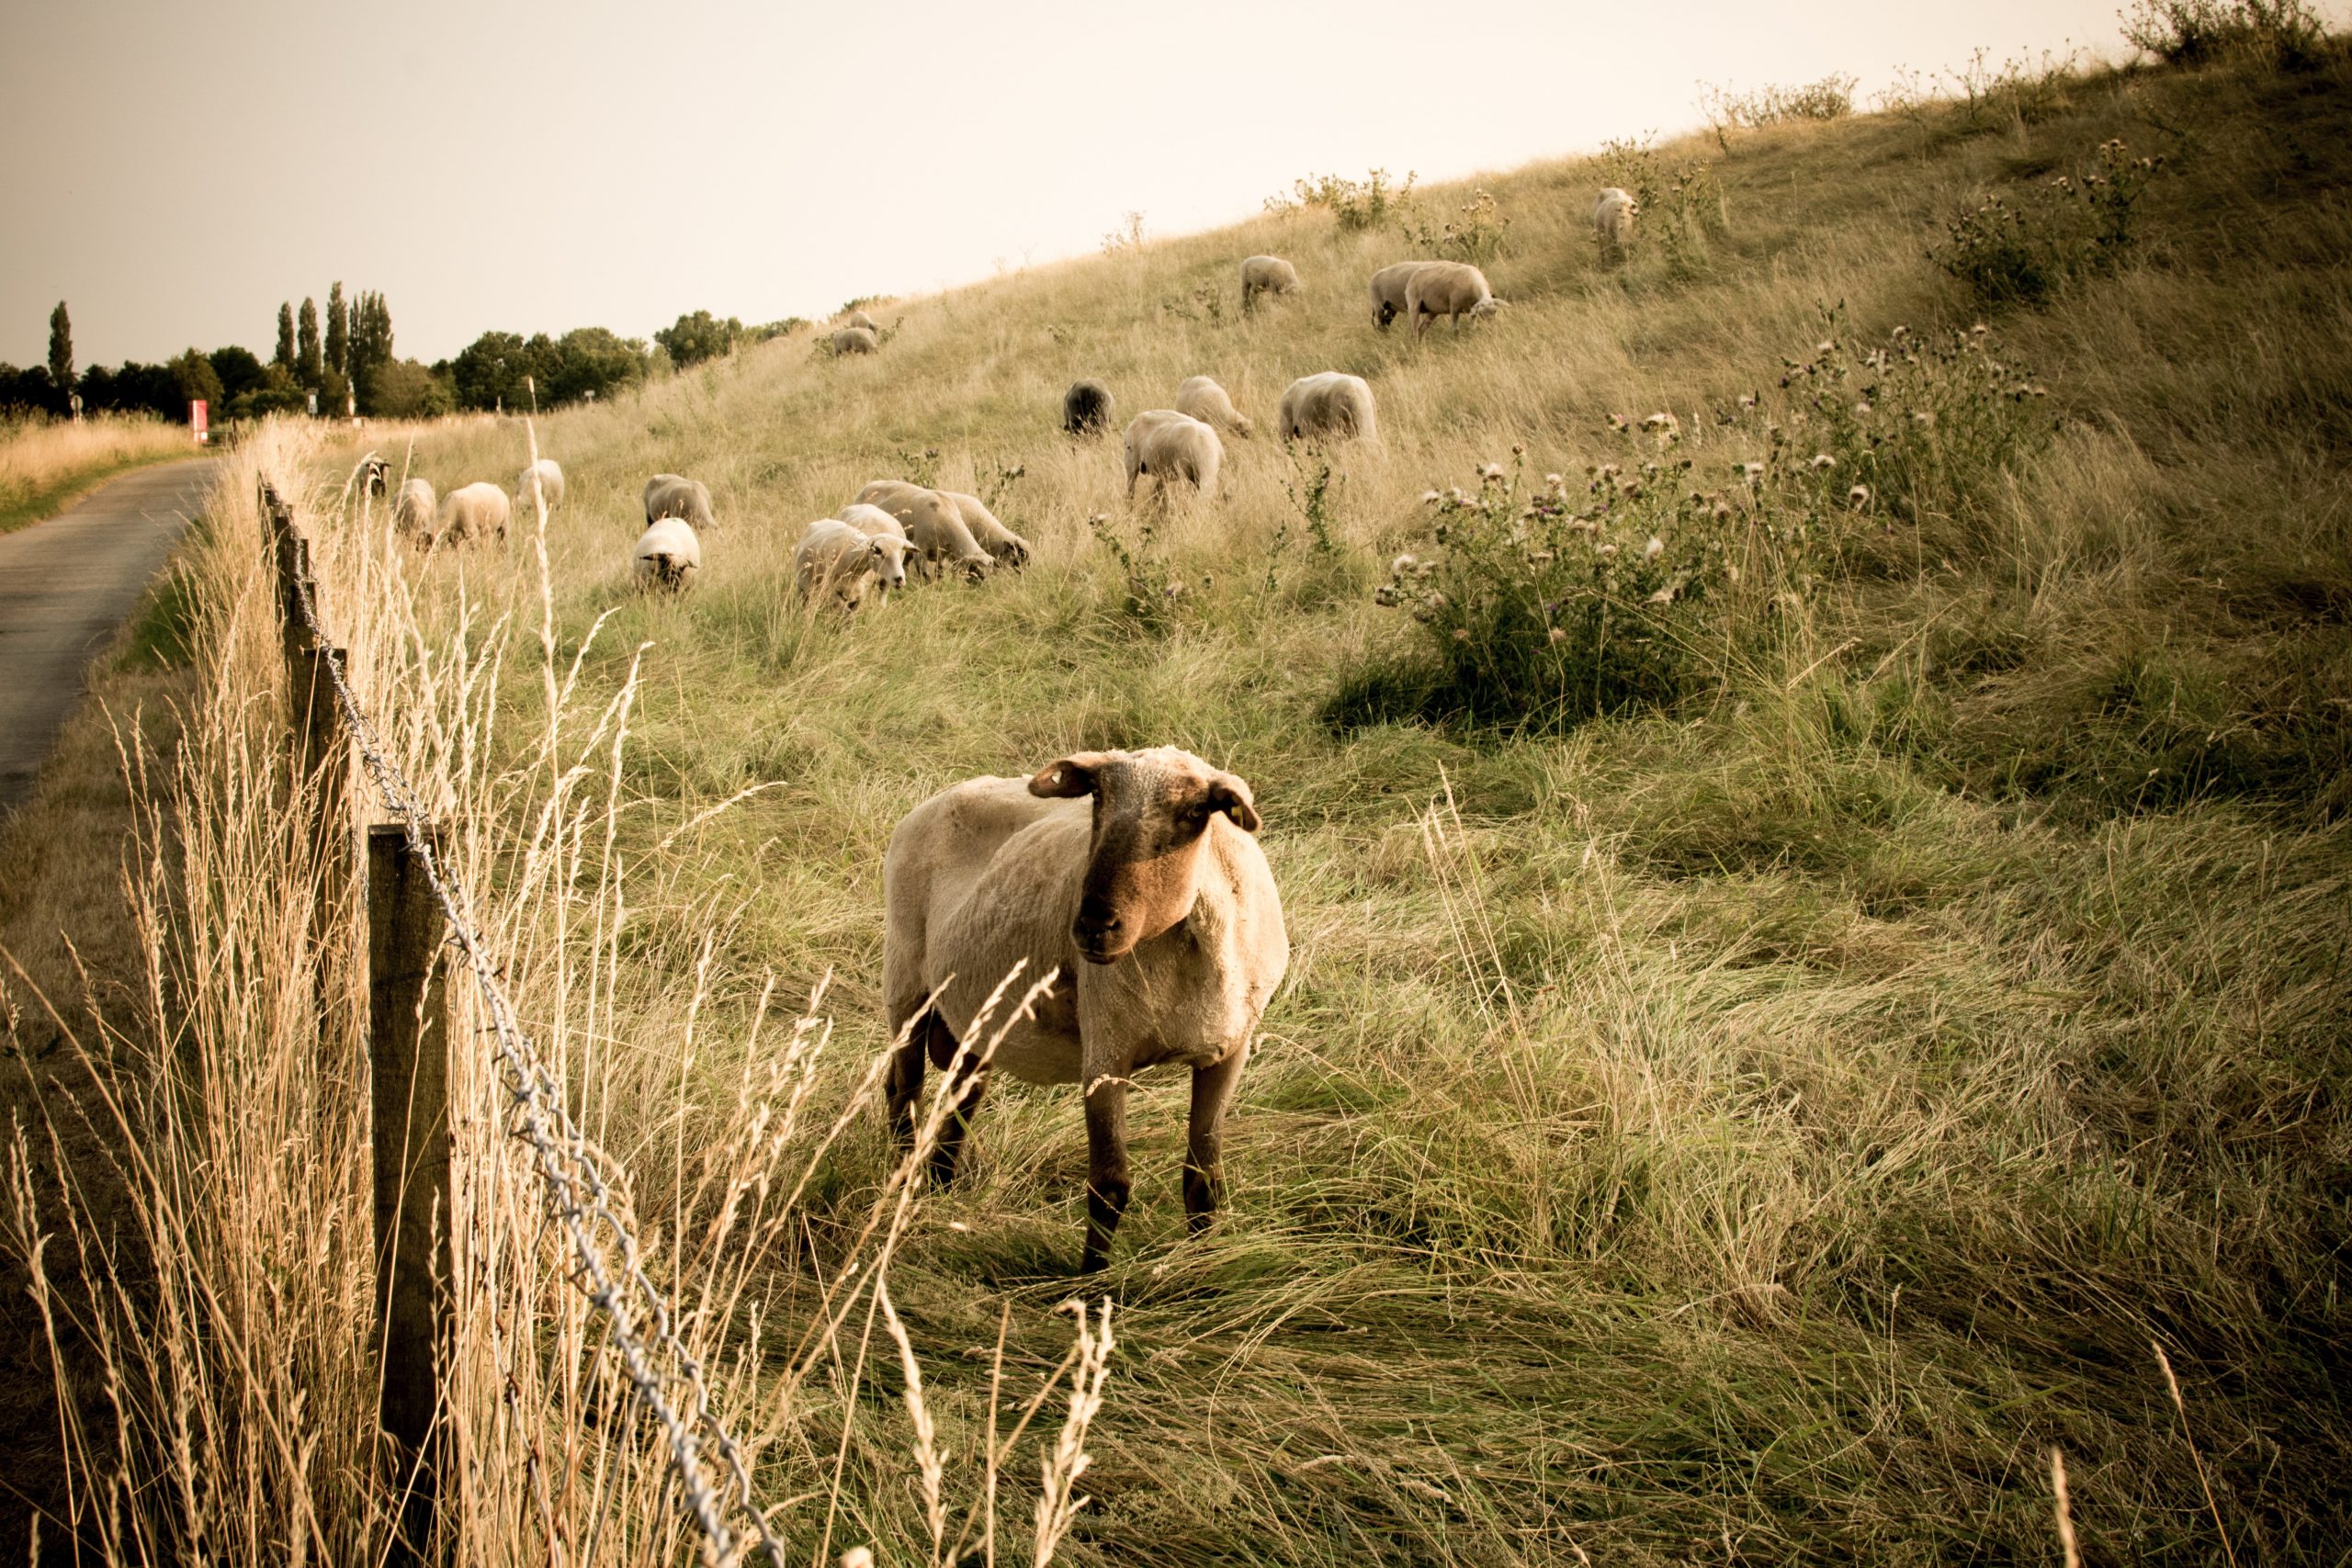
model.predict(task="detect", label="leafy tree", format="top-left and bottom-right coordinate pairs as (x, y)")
top-left (207, 345), bottom-right (267, 401)
top-left (230, 364), bottom-right (308, 420)
top-left (450, 330), bottom-right (529, 412)
top-left (325, 282), bottom-right (347, 376)
top-left (297, 298), bottom-right (322, 389)
top-left (47, 302), bottom-right (73, 396)
top-left (170, 347), bottom-right (223, 413)
top-left (546, 326), bottom-right (648, 404)
top-left (78, 361), bottom-right (179, 419)
top-left (654, 310), bottom-right (740, 368)
top-left (363, 358), bottom-right (454, 419)
top-left (352, 291), bottom-right (393, 378)
top-left (275, 302), bottom-right (297, 369)
top-left (0, 364), bottom-right (56, 412)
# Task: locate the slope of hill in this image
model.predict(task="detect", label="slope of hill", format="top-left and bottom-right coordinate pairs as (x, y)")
top-left (21, 28), bottom-right (2351, 1567)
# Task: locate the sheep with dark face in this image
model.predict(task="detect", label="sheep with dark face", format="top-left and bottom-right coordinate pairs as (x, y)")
top-left (633, 517), bottom-right (702, 590)
top-left (1367, 260), bottom-right (1434, 329)
top-left (1063, 379), bottom-right (1114, 436)
top-left (882, 747), bottom-right (1289, 1271)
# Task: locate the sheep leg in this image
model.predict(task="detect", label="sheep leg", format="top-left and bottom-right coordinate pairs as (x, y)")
top-left (1080, 1077), bottom-right (1131, 1273)
top-left (930, 1058), bottom-right (991, 1188)
top-left (885, 1011), bottom-right (932, 1150)
top-left (1182, 1043), bottom-right (1249, 1236)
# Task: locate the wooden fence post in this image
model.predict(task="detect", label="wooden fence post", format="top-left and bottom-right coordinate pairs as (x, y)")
top-left (368, 822), bottom-right (451, 1557)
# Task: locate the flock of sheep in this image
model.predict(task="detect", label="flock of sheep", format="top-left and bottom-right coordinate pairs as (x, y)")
top-left (368, 185), bottom-right (1641, 1270)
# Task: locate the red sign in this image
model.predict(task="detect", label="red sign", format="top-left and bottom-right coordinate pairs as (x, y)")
top-left (191, 400), bottom-right (209, 444)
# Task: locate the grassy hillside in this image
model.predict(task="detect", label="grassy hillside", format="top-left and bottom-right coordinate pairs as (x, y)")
top-left (22, 28), bottom-right (2350, 1567)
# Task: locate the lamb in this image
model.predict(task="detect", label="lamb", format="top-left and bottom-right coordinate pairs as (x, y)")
top-left (854, 479), bottom-right (993, 581)
top-left (435, 482), bottom-right (511, 545)
top-left (938, 490), bottom-right (1034, 570)
top-left (1122, 411), bottom-right (1222, 500)
top-left (795, 518), bottom-right (907, 610)
top-left (832, 325), bottom-right (880, 355)
top-left (392, 478), bottom-right (437, 538)
top-left (1277, 372), bottom-right (1378, 446)
top-left (632, 517), bottom-right (702, 590)
top-left (514, 457), bottom-right (565, 513)
top-left (1367, 261), bottom-right (1434, 330)
top-left (1239, 254), bottom-right (1300, 312)
top-left (644, 474), bottom-right (717, 530)
top-left (1404, 261), bottom-right (1504, 339)
top-left (1175, 375), bottom-right (1253, 439)
top-left (1593, 186), bottom-right (1637, 257)
top-left (1063, 379), bottom-right (1114, 437)
top-left (882, 747), bottom-right (1289, 1271)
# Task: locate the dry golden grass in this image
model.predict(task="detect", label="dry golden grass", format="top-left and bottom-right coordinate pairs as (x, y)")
top-left (0, 413), bottom-right (193, 533)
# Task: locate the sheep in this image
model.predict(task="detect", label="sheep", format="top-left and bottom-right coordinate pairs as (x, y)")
top-left (1175, 375), bottom-right (1253, 439)
top-left (392, 478), bottom-right (437, 538)
top-left (1063, 379), bottom-right (1114, 437)
top-left (359, 452), bottom-right (390, 497)
top-left (838, 502), bottom-right (908, 540)
top-left (644, 474), bottom-right (717, 530)
top-left (632, 517), bottom-right (702, 591)
top-left (1277, 372), bottom-right (1378, 446)
top-left (795, 518), bottom-right (907, 610)
top-left (514, 457), bottom-right (565, 513)
top-left (938, 489), bottom-right (1034, 570)
top-left (854, 479), bottom-right (993, 581)
top-left (1123, 411), bottom-right (1222, 501)
top-left (1239, 254), bottom-right (1300, 312)
top-left (1367, 261), bottom-right (1434, 330)
top-left (1593, 186), bottom-right (1637, 257)
top-left (843, 309), bottom-right (879, 332)
top-left (1405, 261), bottom-right (1504, 339)
top-left (832, 325), bottom-right (880, 355)
top-left (882, 747), bottom-right (1289, 1271)
top-left (435, 481), bottom-right (511, 545)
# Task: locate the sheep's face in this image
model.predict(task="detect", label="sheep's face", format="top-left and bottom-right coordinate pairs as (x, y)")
top-left (868, 537), bottom-right (909, 593)
top-left (1029, 748), bottom-right (1261, 965)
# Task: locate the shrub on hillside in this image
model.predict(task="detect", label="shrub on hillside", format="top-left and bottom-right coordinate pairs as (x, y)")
top-left (1697, 74), bottom-right (1860, 131)
top-left (1266, 169), bottom-right (1416, 231)
top-left (2123, 0), bottom-right (2327, 69)
top-left (1933, 139), bottom-right (2165, 308)
top-left (1594, 139), bottom-right (1725, 276)
top-left (1399, 188), bottom-right (1510, 267)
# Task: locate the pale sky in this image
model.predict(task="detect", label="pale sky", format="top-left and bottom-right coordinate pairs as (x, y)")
top-left (0, 0), bottom-right (2188, 367)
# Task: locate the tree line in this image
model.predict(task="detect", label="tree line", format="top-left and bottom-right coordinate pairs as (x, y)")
top-left (0, 295), bottom-right (811, 425)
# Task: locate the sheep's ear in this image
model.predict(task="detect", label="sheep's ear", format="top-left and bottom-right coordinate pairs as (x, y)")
top-left (1029, 753), bottom-right (1110, 799)
top-left (1205, 773), bottom-right (1261, 833)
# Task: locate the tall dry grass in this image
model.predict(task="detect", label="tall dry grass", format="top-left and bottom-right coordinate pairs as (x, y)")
top-left (0, 413), bottom-right (193, 532)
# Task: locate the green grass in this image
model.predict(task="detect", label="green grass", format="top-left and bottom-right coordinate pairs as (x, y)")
top-left (141, 33), bottom-right (2352, 1565)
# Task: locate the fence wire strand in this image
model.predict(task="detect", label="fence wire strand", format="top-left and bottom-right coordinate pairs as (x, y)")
top-left (270, 483), bottom-right (786, 1568)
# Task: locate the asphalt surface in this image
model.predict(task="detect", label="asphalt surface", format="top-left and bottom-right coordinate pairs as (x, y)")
top-left (0, 457), bottom-right (219, 818)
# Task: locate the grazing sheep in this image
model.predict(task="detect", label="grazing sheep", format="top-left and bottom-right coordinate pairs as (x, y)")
top-left (938, 490), bottom-right (1034, 570)
top-left (359, 453), bottom-right (390, 497)
top-left (514, 457), bottom-right (566, 513)
top-left (882, 747), bottom-right (1289, 1271)
top-left (435, 482), bottom-right (511, 545)
top-left (854, 479), bottom-right (993, 581)
top-left (1593, 186), bottom-right (1637, 256)
top-left (839, 502), bottom-right (908, 539)
top-left (632, 517), bottom-right (702, 591)
top-left (1239, 254), bottom-right (1300, 311)
top-left (844, 309), bottom-right (879, 332)
top-left (832, 325), bottom-right (880, 355)
top-left (795, 518), bottom-right (907, 610)
top-left (1405, 261), bottom-right (1504, 339)
top-left (1063, 379), bottom-right (1114, 437)
top-left (1122, 411), bottom-right (1223, 500)
top-left (1367, 261), bottom-right (1434, 330)
top-left (644, 474), bottom-right (717, 530)
top-left (1175, 375), bottom-right (1253, 439)
top-left (1278, 372), bottom-right (1378, 446)
top-left (393, 478), bottom-right (437, 538)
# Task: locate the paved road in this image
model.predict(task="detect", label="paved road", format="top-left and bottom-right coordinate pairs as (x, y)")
top-left (0, 457), bottom-right (219, 817)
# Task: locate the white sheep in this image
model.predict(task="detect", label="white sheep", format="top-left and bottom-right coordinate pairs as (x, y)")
top-left (843, 309), bottom-right (879, 332)
top-left (644, 474), bottom-right (716, 530)
top-left (1593, 186), bottom-right (1637, 257)
top-left (882, 747), bottom-right (1289, 1270)
top-left (1122, 410), bottom-right (1223, 500)
top-left (938, 489), bottom-right (1034, 570)
top-left (795, 518), bottom-right (906, 610)
top-left (392, 478), bottom-right (437, 538)
top-left (633, 516), bottom-right (702, 590)
top-left (838, 502), bottom-right (908, 539)
top-left (854, 479), bottom-right (993, 581)
top-left (514, 458), bottom-right (565, 513)
top-left (1175, 375), bottom-right (1253, 439)
top-left (1367, 261), bottom-right (1434, 330)
top-left (1239, 254), bottom-right (1301, 312)
top-left (435, 482), bottom-right (511, 545)
top-left (832, 325), bottom-right (880, 355)
top-left (1278, 372), bottom-right (1378, 446)
top-left (1404, 261), bottom-right (1504, 339)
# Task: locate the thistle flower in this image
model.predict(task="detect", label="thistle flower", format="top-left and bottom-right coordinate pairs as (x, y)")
top-left (1648, 586), bottom-right (1676, 604)
top-left (1741, 462), bottom-right (1766, 483)
top-left (1446, 486), bottom-right (1468, 505)
top-left (1544, 472), bottom-right (1564, 488)
top-left (1392, 553), bottom-right (1418, 574)
top-left (1548, 626), bottom-right (1567, 644)
top-left (1809, 453), bottom-right (1836, 470)
top-left (1815, 340), bottom-right (1835, 354)
top-left (1713, 502), bottom-right (1734, 520)
top-left (1596, 542), bottom-right (1618, 558)
top-left (1510, 443), bottom-right (1525, 456)
top-left (1738, 393), bottom-right (1758, 409)
top-left (1421, 489), bottom-right (1442, 505)
top-left (1429, 592), bottom-right (1450, 611)
top-left (1912, 411), bottom-right (1936, 428)
top-left (1643, 536), bottom-right (1664, 560)
top-left (1853, 400), bottom-right (1872, 416)
top-left (1847, 483), bottom-right (1871, 508)
top-left (1374, 584), bottom-right (1398, 606)
top-left (1478, 462), bottom-right (1506, 480)
top-left (1642, 411), bottom-right (1679, 434)
top-left (1452, 627), bottom-right (1471, 642)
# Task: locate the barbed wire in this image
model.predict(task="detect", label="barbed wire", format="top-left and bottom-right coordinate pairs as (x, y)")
top-left (273, 485), bottom-right (786, 1568)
